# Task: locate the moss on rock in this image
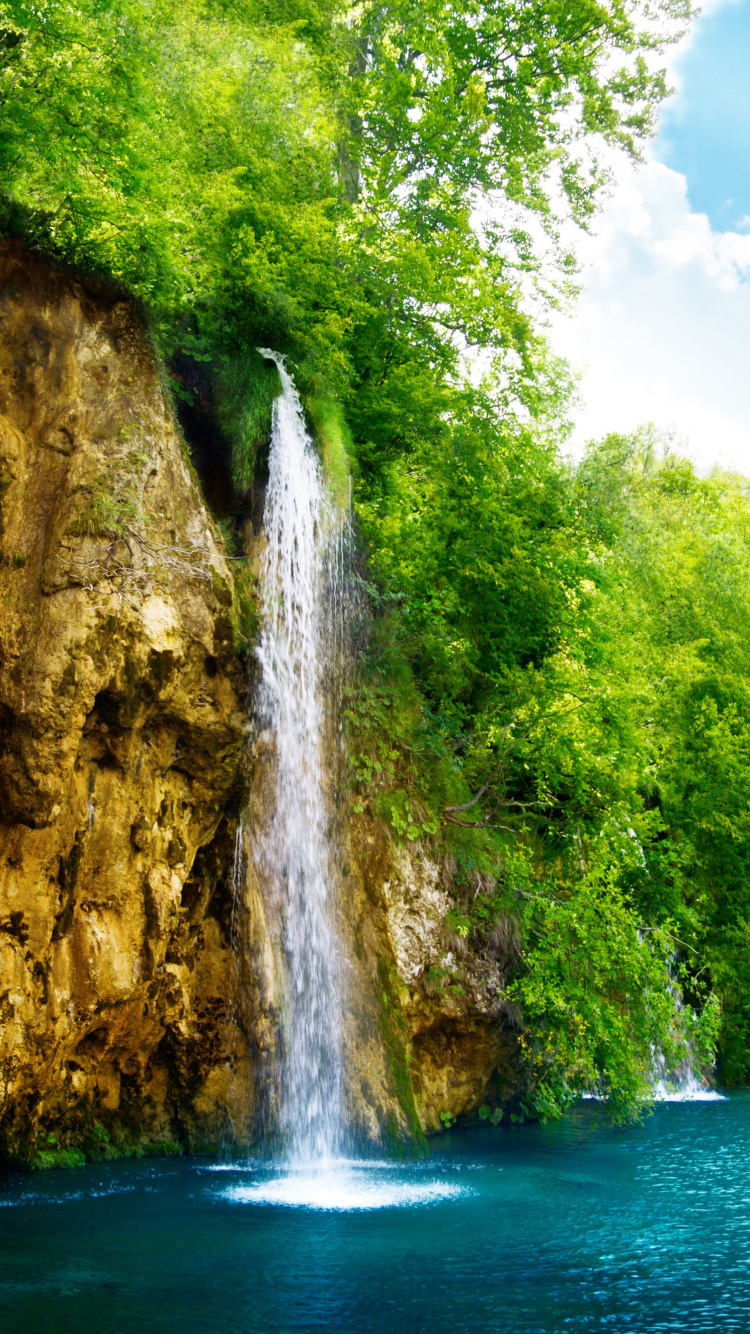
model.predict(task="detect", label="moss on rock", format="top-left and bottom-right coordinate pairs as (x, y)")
top-left (377, 954), bottom-right (427, 1155)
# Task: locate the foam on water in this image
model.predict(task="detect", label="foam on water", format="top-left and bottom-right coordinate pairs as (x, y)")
top-left (219, 1162), bottom-right (469, 1211)
top-left (581, 1083), bottom-right (725, 1104)
top-left (652, 1081), bottom-right (726, 1103)
top-left (651, 1042), bottom-right (726, 1102)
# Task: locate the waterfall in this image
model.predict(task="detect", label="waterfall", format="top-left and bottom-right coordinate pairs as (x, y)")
top-left (651, 1049), bottom-right (723, 1102)
top-left (252, 350), bottom-right (345, 1164)
top-left (646, 954), bottom-right (723, 1103)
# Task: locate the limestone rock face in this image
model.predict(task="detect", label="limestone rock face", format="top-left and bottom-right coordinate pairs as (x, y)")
top-left (343, 819), bottom-right (519, 1139)
top-left (0, 243), bottom-right (249, 1160)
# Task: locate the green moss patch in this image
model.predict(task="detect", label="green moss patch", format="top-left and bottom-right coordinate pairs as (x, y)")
top-left (377, 954), bottom-right (427, 1157)
top-left (307, 394), bottom-right (352, 512)
top-left (30, 1148), bottom-right (86, 1171)
top-left (25, 1124), bottom-right (184, 1172)
top-left (216, 352), bottom-right (282, 496)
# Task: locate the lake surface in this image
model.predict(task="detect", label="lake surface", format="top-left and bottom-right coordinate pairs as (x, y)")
top-left (1, 1094), bottom-right (747, 1333)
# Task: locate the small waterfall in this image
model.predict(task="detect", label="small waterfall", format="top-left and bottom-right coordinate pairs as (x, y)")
top-left (651, 1050), bottom-right (723, 1102)
top-left (648, 960), bottom-right (724, 1103)
top-left (252, 350), bottom-right (345, 1164)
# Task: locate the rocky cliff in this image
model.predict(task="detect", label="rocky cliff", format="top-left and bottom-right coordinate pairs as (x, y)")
top-left (341, 822), bottom-right (519, 1142)
top-left (0, 244), bottom-right (515, 1166)
top-left (0, 242), bottom-right (254, 1163)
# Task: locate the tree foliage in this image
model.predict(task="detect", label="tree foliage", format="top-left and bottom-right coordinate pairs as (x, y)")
top-left (6, 0), bottom-right (744, 1124)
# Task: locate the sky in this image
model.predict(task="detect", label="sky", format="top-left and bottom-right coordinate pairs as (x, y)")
top-left (550, 0), bottom-right (750, 472)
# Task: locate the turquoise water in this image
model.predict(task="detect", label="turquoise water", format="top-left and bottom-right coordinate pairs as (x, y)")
top-left (1, 1095), bottom-right (748, 1333)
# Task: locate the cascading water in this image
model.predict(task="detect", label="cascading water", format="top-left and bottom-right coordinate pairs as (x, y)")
top-left (252, 350), bottom-right (345, 1165)
top-left (648, 953), bottom-right (724, 1103)
top-left (233, 355), bottom-right (448, 1209)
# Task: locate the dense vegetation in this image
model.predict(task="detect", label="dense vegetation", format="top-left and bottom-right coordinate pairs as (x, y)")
top-left (6, 0), bottom-right (748, 1122)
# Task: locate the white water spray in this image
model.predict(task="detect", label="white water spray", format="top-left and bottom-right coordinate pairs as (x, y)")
top-left (650, 963), bottom-right (724, 1103)
top-left (253, 350), bottom-right (345, 1164)
top-left (651, 1054), bottom-right (724, 1103)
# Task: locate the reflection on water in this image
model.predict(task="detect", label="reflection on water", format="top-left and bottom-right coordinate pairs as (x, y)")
top-left (2, 1095), bottom-right (750, 1332)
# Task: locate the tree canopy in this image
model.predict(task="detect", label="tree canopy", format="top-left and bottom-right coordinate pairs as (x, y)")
top-left (7, 0), bottom-right (748, 1123)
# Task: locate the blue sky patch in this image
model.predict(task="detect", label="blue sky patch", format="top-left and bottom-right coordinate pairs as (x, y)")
top-left (656, 0), bottom-right (750, 231)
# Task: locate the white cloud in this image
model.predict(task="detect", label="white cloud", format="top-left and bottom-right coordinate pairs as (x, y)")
top-left (550, 158), bottom-right (750, 473)
top-left (548, 0), bottom-right (750, 475)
